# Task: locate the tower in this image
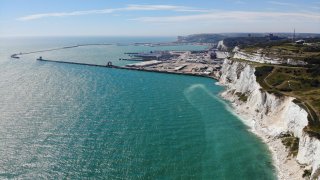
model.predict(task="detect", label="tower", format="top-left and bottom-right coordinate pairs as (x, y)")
top-left (293, 28), bottom-right (296, 42)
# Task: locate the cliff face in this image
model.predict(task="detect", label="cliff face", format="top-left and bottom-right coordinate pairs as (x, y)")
top-left (298, 133), bottom-right (320, 179)
top-left (233, 50), bottom-right (307, 65)
top-left (217, 40), bottom-right (228, 51)
top-left (219, 59), bottom-right (320, 179)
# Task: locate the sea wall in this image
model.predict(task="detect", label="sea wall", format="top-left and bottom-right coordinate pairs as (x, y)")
top-left (218, 58), bottom-right (320, 179)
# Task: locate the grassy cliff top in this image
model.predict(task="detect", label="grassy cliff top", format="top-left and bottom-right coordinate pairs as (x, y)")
top-left (242, 42), bottom-right (320, 62)
top-left (254, 64), bottom-right (320, 137)
top-left (228, 38), bottom-right (320, 137)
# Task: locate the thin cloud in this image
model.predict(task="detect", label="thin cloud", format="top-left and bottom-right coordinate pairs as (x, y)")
top-left (18, 9), bottom-right (117, 21)
top-left (234, 1), bottom-right (246, 4)
top-left (131, 11), bottom-right (320, 23)
top-left (125, 4), bottom-right (208, 12)
top-left (17, 4), bottom-right (208, 21)
top-left (267, 1), bottom-right (297, 7)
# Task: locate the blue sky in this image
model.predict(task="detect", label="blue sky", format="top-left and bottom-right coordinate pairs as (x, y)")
top-left (0, 0), bottom-right (319, 37)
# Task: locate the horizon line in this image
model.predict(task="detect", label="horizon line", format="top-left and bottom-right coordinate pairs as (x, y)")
top-left (1, 32), bottom-right (320, 38)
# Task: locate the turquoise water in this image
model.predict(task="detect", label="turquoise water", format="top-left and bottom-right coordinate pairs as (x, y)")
top-left (0, 37), bottom-right (276, 179)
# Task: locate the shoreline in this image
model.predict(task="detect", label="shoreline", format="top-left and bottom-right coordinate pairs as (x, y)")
top-left (214, 81), bottom-right (281, 179)
top-left (218, 89), bottom-right (304, 180)
top-left (139, 67), bottom-right (286, 178)
top-left (140, 67), bottom-right (305, 178)
top-left (223, 99), bottom-right (281, 179)
top-left (126, 64), bottom-right (288, 179)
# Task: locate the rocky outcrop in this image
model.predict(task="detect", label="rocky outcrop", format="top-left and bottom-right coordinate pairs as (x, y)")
top-left (297, 132), bottom-right (320, 179)
top-left (217, 40), bottom-right (228, 51)
top-left (218, 58), bottom-right (320, 179)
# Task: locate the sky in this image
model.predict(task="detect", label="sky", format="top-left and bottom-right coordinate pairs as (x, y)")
top-left (0, 0), bottom-right (319, 37)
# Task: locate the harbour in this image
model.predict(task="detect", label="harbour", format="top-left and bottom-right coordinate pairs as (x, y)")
top-left (36, 57), bottom-right (220, 80)
top-left (0, 37), bottom-right (276, 179)
top-left (14, 44), bottom-right (226, 80)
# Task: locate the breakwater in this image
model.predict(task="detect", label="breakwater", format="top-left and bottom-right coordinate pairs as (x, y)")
top-left (37, 58), bottom-right (218, 80)
top-left (10, 44), bottom-right (113, 58)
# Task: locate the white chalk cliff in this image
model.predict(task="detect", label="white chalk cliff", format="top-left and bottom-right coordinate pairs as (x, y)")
top-left (233, 49), bottom-right (307, 66)
top-left (217, 40), bottom-right (228, 51)
top-left (218, 58), bottom-right (320, 179)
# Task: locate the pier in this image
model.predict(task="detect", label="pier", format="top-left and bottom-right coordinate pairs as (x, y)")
top-left (36, 58), bottom-right (219, 80)
top-left (37, 58), bottom-right (115, 68)
top-left (10, 42), bottom-right (190, 60)
top-left (12, 43), bottom-right (221, 81)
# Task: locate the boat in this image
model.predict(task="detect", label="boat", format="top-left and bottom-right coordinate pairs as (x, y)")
top-left (10, 54), bottom-right (20, 59)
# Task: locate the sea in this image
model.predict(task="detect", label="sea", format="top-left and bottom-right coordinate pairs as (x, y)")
top-left (0, 36), bottom-right (276, 179)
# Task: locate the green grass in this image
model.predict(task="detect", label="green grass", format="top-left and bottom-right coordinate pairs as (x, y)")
top-left (242, 42), bottom-right (320, 62)
top-left (235, 92), bottom-right (248, 102)
top-left (280, 133), bottom-right (299, 157)
top-left (303, 125), bottom-right (320, 140)
top-left (266, 73), bottom-right (290, 86)
top-left (302, 169), bottom-right (311, 179)
top-left (254, 66), bottom-right (274, 89)
top-left (243, 47), bottom-right (260, 53)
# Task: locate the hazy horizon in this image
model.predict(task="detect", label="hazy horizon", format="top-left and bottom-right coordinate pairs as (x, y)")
top-left (1, 32), bottom-right (319, 39)
top-left (1, 0), bottom-right (319, 37)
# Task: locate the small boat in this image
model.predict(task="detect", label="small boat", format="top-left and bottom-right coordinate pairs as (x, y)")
top-left (36, 56), bottom-right (43, 60)
top-left (10, 54), bottom-right (20, 59)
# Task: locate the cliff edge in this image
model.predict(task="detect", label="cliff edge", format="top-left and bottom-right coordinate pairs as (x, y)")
top-left (218, 58), bottom-right (320, 180)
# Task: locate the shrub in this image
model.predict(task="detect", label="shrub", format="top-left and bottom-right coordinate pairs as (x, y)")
top-left (302, 169), bottom-right (311, 178)
top-left (281, 134), bottom-right (299, 157)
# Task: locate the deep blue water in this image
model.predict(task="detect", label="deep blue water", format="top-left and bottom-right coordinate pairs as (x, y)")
top-left (0, 37), bottom-right (276, 179)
